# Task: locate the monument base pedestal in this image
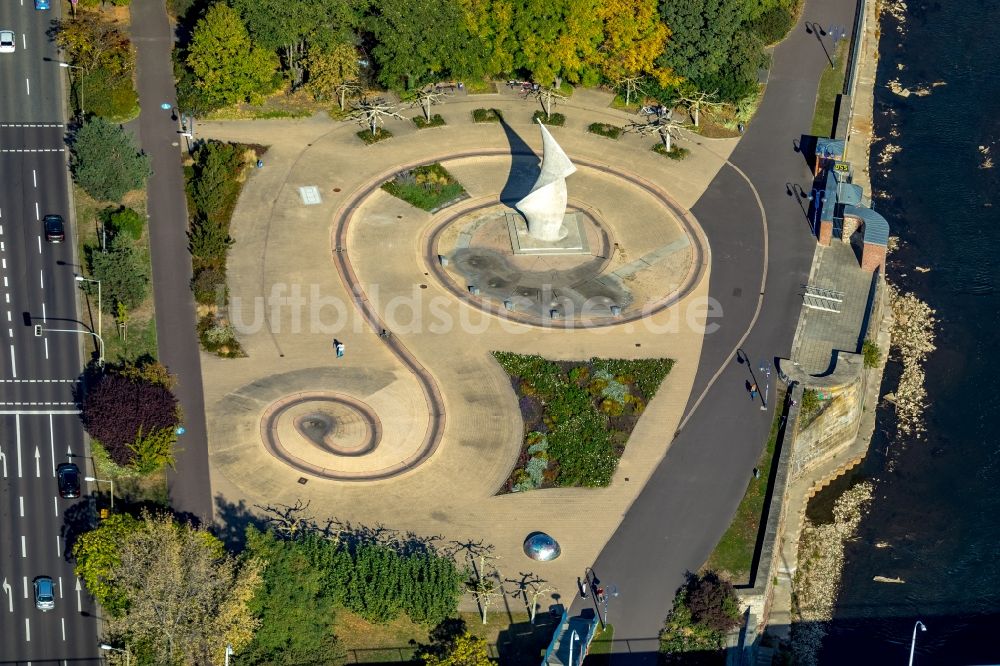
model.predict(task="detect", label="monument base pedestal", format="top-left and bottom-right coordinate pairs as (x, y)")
top-left (505, 211), bottom-right (590, 255)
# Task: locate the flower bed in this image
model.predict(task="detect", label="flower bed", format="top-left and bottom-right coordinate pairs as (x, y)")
top-left (652, 144), bottom-right (690, 160)
top-left (413, 114), bottom-right (446, 128)
top-left (472, 108), bottom-right (503, 123)
top-left (381, 163), bottom-right (466, 212)
top-left (357, 128), bottom-right (393, 144)
top-left (588, 122), bottom-right (622, 139)
top-left (493, 353), bottom-right (673, 491)
top-left (532, 111), bottom-right (565, 126)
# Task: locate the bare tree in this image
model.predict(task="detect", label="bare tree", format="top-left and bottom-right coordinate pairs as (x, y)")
top-left (408, 86), bottom-right (450, 122)
top-left (507, 572), bottom-right (555, 624)
top-left (467, 555), bottom-right (507, 625)
top-left (254, 499), bottom-right (317, 538)
top-left (527, 86), bottom-right (566, 120)
top-left (624, 116), bottom-right (688, 152)
top-left (614, 76), bottom-right (646, 107)
top-left (334, 80), bottom-right (363, 112)
top-left (350, 97), bottom-right (405, 137)
top-left (677, 90), bottom-right (723, 127)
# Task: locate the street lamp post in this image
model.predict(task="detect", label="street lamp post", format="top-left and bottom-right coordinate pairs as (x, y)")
top-left (75, 276), bottom-right (101, 351)
top-left (59, 62), bottom-right (85, 120)
top-left (908, 620), bottom-right (926, 666)
top-left (759, 360), bottom-right (771, 410)
top-left (567, 630), bottom-right (580, 666)
top-left (38, 325), bottom-right (104, 366)
top-left (100, 643), bottom-right (129, 666)
top-left (85, 475), bottom-right (114, 511)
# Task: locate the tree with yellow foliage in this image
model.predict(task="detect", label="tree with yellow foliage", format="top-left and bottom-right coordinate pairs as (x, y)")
top-left (420, 631), bottom-right (494, 666)
top-left (512, 0), bottom-right (604, 86)
top-left (596, 0), bottom-right (678, 87)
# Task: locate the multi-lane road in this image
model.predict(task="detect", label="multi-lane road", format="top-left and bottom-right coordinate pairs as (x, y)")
top-left (0, 0), bottom-right (99, 662)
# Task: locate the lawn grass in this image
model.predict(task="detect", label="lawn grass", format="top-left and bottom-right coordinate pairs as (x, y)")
top-left (703, 387), bottom-right (787, 581)
top-left (381, 163), bottom-right (466, 211)
top-left (810, 38), bottom-right (850, 137)
top-left (464, 78), bottom-right (498, 94)
top-left (73, 186), bottom-right (158, 366)
top-left (336, 609), bottom-right (560, 664)
top-left (586, 624), bottom-right (615, 664)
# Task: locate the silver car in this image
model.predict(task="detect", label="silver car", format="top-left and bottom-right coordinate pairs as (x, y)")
top-left (0, 31), bottom-right (15, 54)
top-left (34, 577), bottom-right (55, 611)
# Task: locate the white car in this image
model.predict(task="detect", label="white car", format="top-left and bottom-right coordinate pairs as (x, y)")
top-left (0, 30), bottom-right (15, 54)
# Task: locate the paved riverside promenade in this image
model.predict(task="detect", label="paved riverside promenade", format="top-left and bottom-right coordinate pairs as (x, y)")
top-left (197, 87), bottom-right (740, 615)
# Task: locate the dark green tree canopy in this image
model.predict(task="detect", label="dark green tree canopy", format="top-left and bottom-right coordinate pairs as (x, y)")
top-left (70, 117), bottom-right (150, 201)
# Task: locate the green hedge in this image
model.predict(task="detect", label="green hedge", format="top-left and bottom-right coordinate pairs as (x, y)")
top-left (588, 122), bottom-right (622, 139)
top-left (413, 114), bottom-right (446, 128)
top-left (472, 108), bottom-right (503, 123)
top-left (532, 110), bottom-right (565, 126)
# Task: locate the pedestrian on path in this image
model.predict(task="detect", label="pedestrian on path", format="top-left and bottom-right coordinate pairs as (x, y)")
top-left (749, 382), bottom-right (758, 400)
top-left (334, 339), bottom-right (345, 357)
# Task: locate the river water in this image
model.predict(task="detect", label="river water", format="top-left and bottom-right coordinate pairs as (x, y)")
top-left (812, 1), bottom-right (1000, 663)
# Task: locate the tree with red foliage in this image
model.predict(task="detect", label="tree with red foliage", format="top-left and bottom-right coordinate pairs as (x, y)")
top-left (81, 371), bottom-right (179, 467)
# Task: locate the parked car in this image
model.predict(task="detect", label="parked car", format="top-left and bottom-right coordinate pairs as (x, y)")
top-left (35, 0), bottom-right (50, 9)
top-left (34, 577), bottom-right (54, 611)
top-left (43, 214), bottom-right (64, 242)
top-left (0, 30), bottom-right (15, 54)
top-left (57, 462), bottom-right (81, 498)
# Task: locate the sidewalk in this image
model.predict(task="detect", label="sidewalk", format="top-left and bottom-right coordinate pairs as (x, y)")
top-left (130, 0), bottom-right (213, 521)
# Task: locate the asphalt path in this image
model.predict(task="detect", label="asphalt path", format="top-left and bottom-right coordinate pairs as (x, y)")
top-left (131, 0), bottom-right (214, 524)
top-left (588, 0), bottom-right (859, 659)
top-left (0, 0), bottom-right (100, 662)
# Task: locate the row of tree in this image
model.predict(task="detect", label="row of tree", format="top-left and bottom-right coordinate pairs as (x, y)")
top-left (73, 509), bottom-right (468, 665)
top-left (176, 0), bottom-right (798, 113)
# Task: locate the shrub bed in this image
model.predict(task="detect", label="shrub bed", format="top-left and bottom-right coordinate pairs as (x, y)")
top-left (653, 144), bottom-right (691, 160)
top-left (493, 353), bottom-right (673, 491)
top-left (382, 163), bottom-right (466, 212)
top-left (357, 128), bottom-right (393, 144)
top-left (472, 108), bottom-right (503, 123)
top-left (184, 140), bottom-right (260, 356)
top-left (413, 114), bottom-right (446, 128)
top-left (588, 122), bottom-right (622, 139)
top-left (532, 111), bottom-right (565, 126)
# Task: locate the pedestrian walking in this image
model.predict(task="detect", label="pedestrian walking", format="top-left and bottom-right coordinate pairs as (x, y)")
top-left (334, 339), bottom-right (345, 357)
top-left (749, 383), bottom-right (758, 400)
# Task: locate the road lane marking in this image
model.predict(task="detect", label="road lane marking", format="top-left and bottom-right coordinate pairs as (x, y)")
top-left (2, 578), bottom-right (11, 610)
top-left (0, 379), bottom-right (76, 383)
top-left (49, 414), bottom-right (55, 476)
top-left (25, 78), bottom-right (29, 96)
top-left (75, 579), bottom-right (81, 612)
top-left (56, 534), bottom-right (61, 557)
top-left (5, 311), bottom-right (9, 321)
top-left (37, 236), bottom-right (41, 254)
top-left (39, 270), bottom-right (43, 289)
top-left (9, 344), bottom-right (14, 376)
top-left (0, 447), bottom-right (6, 476)
top-left (25, 617), bottom-right (30, 642)
top-left (1, 402), bottom-right (78, 406)
top-left (61, 617), bottom-right (65, 641)
top-left (21, 34), bottom-right (25, 50)
top-left (0, 148), bottom-right (67, 153)
top-left (35, 202), bottom-right (39, 220)
top-left (0, 410), bottom-right (81, 415)
top-left (4, 294), bottom-right (7, 303)
top-left (43, 338), bottom-right (48, 359)
top-left (34, 446), bottom-right (40, 477)
top-left (0, 124), bottom-right (65, 128)
top-left (21, 535), bottom-right (26, 557)
top-left (58, 577), bottom-right (62, 598)
top-left (32, 170), bottom-right (36, 188)
top-left (53, 496), bottom-right (58, 516)
top-left (22, 576), bottom-right (27, 599)
top-left (3, 276), bottom-right (7, 286)
top-left (42, 302), bottom-right (46, 322)
top-left (15, 414), bottom-right (22, 477)
top-left (19, 496), bottom-right (23, 517)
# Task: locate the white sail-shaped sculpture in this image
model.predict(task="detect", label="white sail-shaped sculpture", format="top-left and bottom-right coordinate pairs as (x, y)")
top-left (516, 120), bottom-right (577, 241)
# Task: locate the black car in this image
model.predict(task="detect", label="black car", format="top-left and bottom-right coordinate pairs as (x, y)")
top-left (57, 462), bottom-right (80, 498)
top-left (44, 214), bottom-right (65, 242)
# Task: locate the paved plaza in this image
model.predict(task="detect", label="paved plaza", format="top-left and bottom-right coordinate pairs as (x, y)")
top-left (197, 87), bottom-right (740, 602)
